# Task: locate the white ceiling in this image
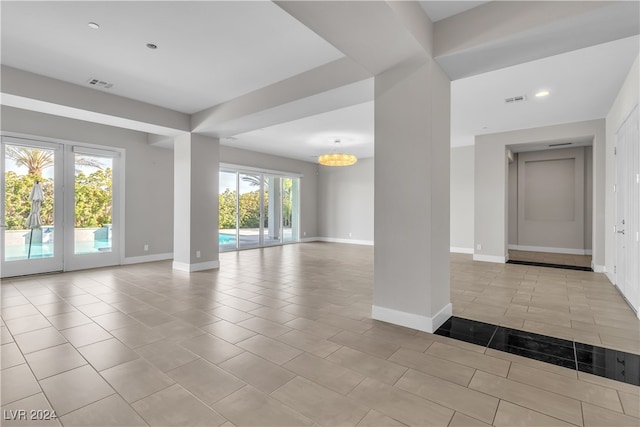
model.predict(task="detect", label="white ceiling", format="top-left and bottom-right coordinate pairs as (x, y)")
top-left (0, 1), bottom-right (343, 114)
top-left (419, 1), bottom-right (489, 22)
top-left (451, 36), bottom-right (640, 147)
top-left (1, 1), bottom-right (638, 162)
top-left (228, 101), bottom-right (375, 163)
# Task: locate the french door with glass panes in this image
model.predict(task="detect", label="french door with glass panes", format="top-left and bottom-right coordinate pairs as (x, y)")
top-left (1, 136), bottom-right (122, 277)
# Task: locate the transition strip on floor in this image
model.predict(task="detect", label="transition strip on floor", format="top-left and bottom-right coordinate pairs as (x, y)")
top-left (506, 259), bottom-right (593, 272)
top-left (435, 316), bottom-right (640, 386)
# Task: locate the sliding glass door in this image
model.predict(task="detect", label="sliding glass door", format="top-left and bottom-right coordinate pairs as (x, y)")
top-left (219, 168), bottom-right (299, 251)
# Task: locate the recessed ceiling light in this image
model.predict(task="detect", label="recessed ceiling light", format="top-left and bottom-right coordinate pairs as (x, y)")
top-left (88, 22), bottom-right (100, 29)
top-left (535, 90), bottom-right (550, 97)
top-left (146, 43), bottom-right (158, 50)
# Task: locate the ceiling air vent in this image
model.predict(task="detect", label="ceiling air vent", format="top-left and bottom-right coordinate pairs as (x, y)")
top-left (549, 142), bottom-right (572, 147)
top-left (86, 78), bottom-right (113, 89)
top-left (505, 95), bottom-right (526, 104)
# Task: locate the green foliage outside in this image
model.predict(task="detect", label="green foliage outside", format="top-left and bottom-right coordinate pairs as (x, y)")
top-left (4, 169), bottom-right (112, 230)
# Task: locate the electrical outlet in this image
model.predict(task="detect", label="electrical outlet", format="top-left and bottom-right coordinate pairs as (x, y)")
top-left (476, 244), bottom-right (482, 251)
top-left (303, 231), bottom-right (306, 237)
top-left (196, 251), bottom-right (201, 258)
top-left (144, 244), bottom-right (149, 251)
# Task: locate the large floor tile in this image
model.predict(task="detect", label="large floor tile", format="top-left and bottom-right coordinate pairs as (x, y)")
top-left (1, 342), bottom-right (25, 369)
top-left (110, 323), bottom-right (165, 348)
top-left (388, 347), bottom-right (475, 386)
top-left (13, 327), bottom-right (67, 354)
top-left (59, 323), bottom-right (111, 347)
top-left (329, 330), bottom-right (399, 359)
top-left (100, 359), bottom-right (174, 403)
top-left (136, 339), bottom-right (199, 372)
top-left (77, 338), bottom-right (139, 371)
top-left (426, 341), bottom-right (511, 377)
top-left (59, 394), bottom-right (147, 427)
top-left (1, 364), bottom-right (41, 405)
top-left (167, 358), bottom-right (245, 404)
top-left (272, 376), bottom-right (369, 426)
top-left (24, 343), bottom-right (87, 379)
top-left (468, 370), bottom-right (583, 425)
top-left (493, 400), bottom-right (575, 427)
top-left (275, 329), bottom-right (342, 358)
top-left (219, 351), bottom-right (295, 394)
top-left (132, 384), bottom-right (227, 426)
top-left (1, 393), bottom-right (61, 426)
top-left (582, 402), bottom-right (640, 427)
top-left (47, 311), bottom-right (92, 330)
top-left (396, 369), bottom-right (499, 424)
top-left (39, 365), bottom-right (114, 415)
top-left (237, 334), bottom-right (302, 365)
top-left (202, 319), bottom-right (257, 343)
top-left (355, 410), bottom-right (406, 427)
top-left (284, 353), bottom-right (365, 395)
top-left (348, 377), bottom-right (454, 427)
top-left (212, 385), bottom-right (313, 426)
top-left (179, 333), bottom-right (243, 364)
top-left (327, 346), bottom-right (407, 385)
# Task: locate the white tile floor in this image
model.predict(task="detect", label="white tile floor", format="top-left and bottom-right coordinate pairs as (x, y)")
top-left (1, 242), bottom-right (638, 426)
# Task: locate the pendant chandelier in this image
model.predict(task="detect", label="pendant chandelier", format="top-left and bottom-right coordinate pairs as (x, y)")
top-left (318, 139), bottom-right (357, 167)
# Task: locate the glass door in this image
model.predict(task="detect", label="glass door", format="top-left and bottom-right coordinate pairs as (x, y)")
top-left (64, 146), bottom-right (121, 271)
top-left (238, 173), bottom-right (261, 249)
top-left (1, 137), bottom-right (63, 277)
top-left (263, 175), bottom-right (282, 246)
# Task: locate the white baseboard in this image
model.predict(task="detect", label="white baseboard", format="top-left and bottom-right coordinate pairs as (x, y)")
top-left (450, 247), bottom-right (473, 254)
top-left (172, 260), bottom-right (220, 272)
top-left (371, 303), bottom-right (452, 333)
top-left (605, 270), bottom-right (615, 285)
top-left (473, 254), bottom-right (506, 263)
top-left (593, 264), bottom-right (606, 273)
top-left (314, 237), bottom-right (374, 246)
top-left (124, 252), bottom-right (173, 265)
top-left (508, 245), bottom-right (592, 256)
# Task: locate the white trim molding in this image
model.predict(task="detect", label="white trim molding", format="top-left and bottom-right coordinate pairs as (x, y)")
top-left (592, 264), bottom-right (606, 273)
top-left (605, 270), bottom-right (615, 285)
top-left (316, 237), bottom-right (374, 246)
top-left (172, 260), bottom-right (220, 272)
top-left (124, 253), bottom-right (174, 265)
top-left (371, 303), bottom-right (452, 333)
top-left (508, 244), bottom-right (592, 256)
top-left (473, 254), bottom-right (506, 263)
top-left (450, 247), bottom-right (474, 254)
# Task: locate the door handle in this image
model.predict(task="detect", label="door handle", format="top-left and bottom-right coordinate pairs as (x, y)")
top-left (617, 230), bottom-right (625, 234)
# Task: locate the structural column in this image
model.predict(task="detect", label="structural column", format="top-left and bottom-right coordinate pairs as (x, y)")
top-left (173, 133), bottom-right (220, 272)
top-left (372, 58), bottom-right (451, 333)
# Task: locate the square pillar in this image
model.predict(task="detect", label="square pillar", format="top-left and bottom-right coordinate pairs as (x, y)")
top-left (173, 133), bottom-right (219, 272)
top-left (372, 58), bottom-right (451, 332)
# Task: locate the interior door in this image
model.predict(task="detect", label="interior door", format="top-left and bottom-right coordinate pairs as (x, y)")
top-left (1, 137), bottom-right (64, 277)
top-left (616, 105), bottom-right (639, 312)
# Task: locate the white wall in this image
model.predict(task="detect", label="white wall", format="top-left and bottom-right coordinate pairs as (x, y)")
top-left (605, 55), bottom-right (639, 282)
top-left (220, 145), bottom-right (319, 239)
top-left (450, 145), bottom-right (474, 251)
top-left (318, 157), bottom-right (374, 244)
top-left (1, 106), bottom-right (175, 260)
top-left (475, 119), bottom-right (606, 267)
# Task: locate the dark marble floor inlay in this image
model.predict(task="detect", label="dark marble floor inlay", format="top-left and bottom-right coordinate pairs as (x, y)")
top-left (435, 316), bottom-right (640, 386)
top-left (506, 259), bottom-right (593, 272)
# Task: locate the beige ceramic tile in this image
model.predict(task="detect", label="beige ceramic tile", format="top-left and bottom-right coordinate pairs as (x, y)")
top-left (136, 339), bottom-right (199, 372)
top-left (132, 384), bottom-right (227, 426)
top-left (508, 363), bottom-right (623, 412)
top-left (1, 363), bottom-right (41, 405)
top-left (493, 400), bottom-right (576, 426)
top-left (39, 365), bottom-right (114, 415)
top-left (59, 323), bottom-right (111, 348)
top-left (167, 358), bottom-right (245, 404)
top-left (582, 402), bottom-right (640, 427)
top-left (426, 341), bottom-right (511, 377)
top-left (468, 370), bottom-right (583, 425)
top-left (272, 376), bottom-right (369, 426)
top-left (13, 327), bottom-right (67, 354)
top-left (202, 320), bottom-right (257, 343)
top-left (1, 393), bottom-right (61, 427)
top-left (24, 343), bottom-right (87, 380)
top-left (276, 329), bottom-right (342, 358)
top-left (355, 410), bottom-right (406, 427)
top-left (348, 377), bottom-right (454, 427)
top-left (237, 316), bottom-right (292, 338)
top-left (619, 391), bottom-right (640, 418)
top-left (484, 348), bottom-right (577, 379)
top-left (388, 347), bottom-right (476, 387)
top-left (212, 385), bottom-right (313, 426)
top-left (76, 338), bottom-right (139, 371)
top-left (283, 353), bottom-right (365, 395)
top-left (329, 330), bottom-right (399, 359)
top-left (447, 412), bottom-right (492, 427)
top-left (396, 369), bottom-right (499, 424)
top-left (60, 394), bottom-right (147, 427)
top-left (237, 334), bottom-right (302, 365)
top-left (219, 351), bottom-right (295, 394)
top-left (327, 346), bottom-right (407, 385)
top-left (179, 333), bottom-right (244, 364)
top-left (1, 342), bottom-right (25, 369)
top-left (100, 359), bottom-right (174, 403)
